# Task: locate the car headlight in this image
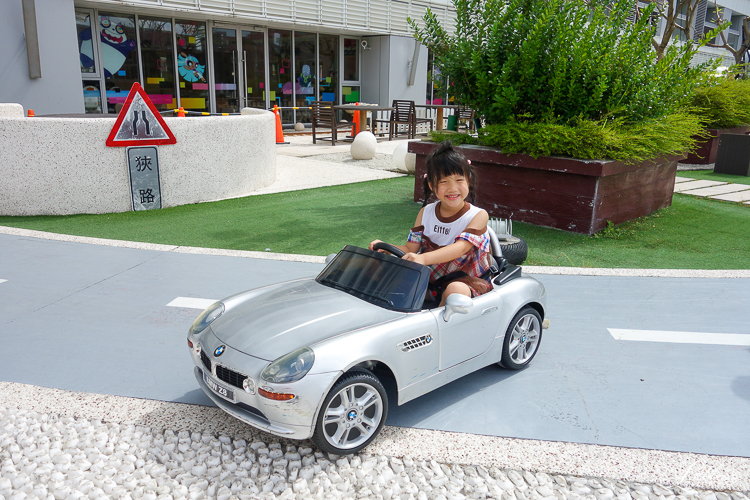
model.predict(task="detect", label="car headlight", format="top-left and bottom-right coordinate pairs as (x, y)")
top-left (189, 301), bottom-right (225, 335)
top-left (261, 347), bottom-right (315, 383)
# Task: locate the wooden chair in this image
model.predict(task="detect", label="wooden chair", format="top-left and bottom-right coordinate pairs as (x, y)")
top-left (375, 100), bottom-right (433, 140)
top-left (311, 101), bottom-right (351, 146)
top-left (456, 106), bottom-right (476, 132)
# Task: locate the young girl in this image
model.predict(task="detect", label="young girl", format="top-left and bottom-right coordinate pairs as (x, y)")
top-left (369, 141), bottom-right (493, 306)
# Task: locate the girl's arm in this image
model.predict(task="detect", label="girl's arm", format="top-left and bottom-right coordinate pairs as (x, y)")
top-left (402, 209), bottom-right (489, 266)
top-left (369, 208), bottom-right (424, 254)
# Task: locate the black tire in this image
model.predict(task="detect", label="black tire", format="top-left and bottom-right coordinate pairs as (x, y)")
top-left (499, 306), bottom-right (542, 370)
top-left (312, 371), bottom-right (388, 455)
top-left (497, 236), bottom-right (528, 265)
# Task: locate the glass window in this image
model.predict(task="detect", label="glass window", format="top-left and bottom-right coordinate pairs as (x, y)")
top-left (176, 20), bottom-right (209, 112)
top-left (319, 34), bottom-right (338, 105)
top-left (98, 13), bottom-right (139, 114)
top-left (316, 247), bottom-right (429, 313)
top-left (213, 27), bottom-right (240, 113)
top-left (294, 32), bottom-right (316, 123)
top-left (139, 17), bottom-right (177, 111)
top-left (82, 80), bottom-right (102, 113)
top-left (343, 37), bottom-right (359, 81)
top-left (242, 30), bottom-right (266, 109)
top-left (342, 85), bottom-right (360, 103)
top-left (76, 11), bottom-right (96, 75)
top-left (269, 29), bottom-right (292, 123)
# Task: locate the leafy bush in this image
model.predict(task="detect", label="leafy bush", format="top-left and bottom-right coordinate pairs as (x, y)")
top-left (411, 0), bottom-right (717, 161)
top-left (431, 112), bottom-right (707, 163)
top-left (688, 78), bottom-right (750, 129)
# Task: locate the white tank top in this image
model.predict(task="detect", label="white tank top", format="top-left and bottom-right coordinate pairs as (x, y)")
top-left (421, 202), bottom-right (483, 247)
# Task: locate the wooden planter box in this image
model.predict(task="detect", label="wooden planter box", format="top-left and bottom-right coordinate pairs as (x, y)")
top-left (684, 126), bottom-right (750, 164)
top-left (409, 141), bottom-right (681, 235)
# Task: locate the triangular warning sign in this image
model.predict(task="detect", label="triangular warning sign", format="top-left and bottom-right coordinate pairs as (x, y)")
top-left (106, 82), bottom-right (177, 147)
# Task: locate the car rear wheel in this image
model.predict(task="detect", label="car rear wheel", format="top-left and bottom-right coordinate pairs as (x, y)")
top-left (312, 371), bottom-right (388, 455)
top-left (499, 306), bottom-right (542, 370)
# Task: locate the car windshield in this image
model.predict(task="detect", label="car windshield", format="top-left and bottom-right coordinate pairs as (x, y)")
top-left (316, 246), bottom-right (430, 312)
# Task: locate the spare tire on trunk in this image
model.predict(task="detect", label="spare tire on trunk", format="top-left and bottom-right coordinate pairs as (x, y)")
top-left (497, 236), bottom-right (528, 265)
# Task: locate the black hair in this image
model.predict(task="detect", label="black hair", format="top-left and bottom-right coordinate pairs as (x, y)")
top-left (421, 141), bottom-right (477, 207)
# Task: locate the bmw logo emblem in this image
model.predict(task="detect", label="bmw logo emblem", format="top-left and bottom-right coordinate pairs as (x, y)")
top-left (347, 410), bottom-right (357, 420)
top-left (214, 345), bottom-right (226, 357)
top-left (425, 335), bottom-right (432, 344)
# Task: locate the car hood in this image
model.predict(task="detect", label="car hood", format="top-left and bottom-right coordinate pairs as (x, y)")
top-left (211, 279), bottom-right (404, 360)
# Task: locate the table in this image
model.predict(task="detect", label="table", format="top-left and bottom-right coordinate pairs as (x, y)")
top-left (334, 104), bottom-right (394, 136)
top-left (415, 104), bottom-right (459, 131)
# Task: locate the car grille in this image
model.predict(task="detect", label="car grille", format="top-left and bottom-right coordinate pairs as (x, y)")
top-left (216, 364), bottom-right (247, 390)
top-left (236, 403), bottom-right (269, 423)
top-left (200, 350), bottom-right (211, 371)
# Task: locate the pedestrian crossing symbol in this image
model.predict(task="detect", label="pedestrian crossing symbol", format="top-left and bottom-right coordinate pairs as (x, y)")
top-left (106, 82), bottom-right (176, 147)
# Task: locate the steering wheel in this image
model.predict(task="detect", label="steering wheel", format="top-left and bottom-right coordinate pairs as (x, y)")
top-left (372, 242), bottom-right (405, 258)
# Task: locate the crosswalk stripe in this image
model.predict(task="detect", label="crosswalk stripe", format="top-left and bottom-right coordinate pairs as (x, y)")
top-left (608, 328), bottom-right (750, 346)
top-left (167, 297), bottom-right (219, 310)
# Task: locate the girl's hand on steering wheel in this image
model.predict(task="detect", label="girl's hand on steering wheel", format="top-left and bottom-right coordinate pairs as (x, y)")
top-left (402, 253), bottom-right (426, 265)
top-left (369, 239), bottom-right (383, 252)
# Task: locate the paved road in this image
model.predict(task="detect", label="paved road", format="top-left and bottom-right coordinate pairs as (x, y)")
top-left (1, 232), bottom-right (748, 457)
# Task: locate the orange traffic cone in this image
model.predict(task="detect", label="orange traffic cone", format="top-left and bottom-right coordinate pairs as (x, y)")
top-left (27, 109), bottom-right (35, 117)
top-left (351, 102), bottom-right (360, 137)
top-left (273, 105), bottom-right (288, 144)
top-left (177, 106), bottom-right (185, 117)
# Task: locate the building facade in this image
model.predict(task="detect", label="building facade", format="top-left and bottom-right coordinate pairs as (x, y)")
top-left (2, 0), bottom-right (748, 121)
top-left (1, 0), bottom-right (455, 122)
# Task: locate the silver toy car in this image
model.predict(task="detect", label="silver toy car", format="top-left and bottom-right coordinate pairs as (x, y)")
top-left (188, 230), bottom-right (548, 454)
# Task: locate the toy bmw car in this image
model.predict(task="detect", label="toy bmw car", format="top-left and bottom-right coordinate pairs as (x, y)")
top-left (188, 231), bottom-right (548, 454)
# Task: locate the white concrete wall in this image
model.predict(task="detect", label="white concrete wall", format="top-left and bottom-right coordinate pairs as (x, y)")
top-left (0, 0), bottom-right (84, 115)
top-left (0, 106), bottom-right (276, 216)
top-left (360, 35), bottom-right (429, 107)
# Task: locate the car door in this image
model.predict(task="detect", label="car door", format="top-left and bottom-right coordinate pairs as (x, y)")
top-left (431, 291), bottom-right (503, 371)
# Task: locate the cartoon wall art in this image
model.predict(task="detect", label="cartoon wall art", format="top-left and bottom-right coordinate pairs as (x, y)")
top-left (79, 17), bottom-right (137, 78)
top-left (177, 52), bottom-right (206, 83)
top-left (298, 64), bottom-right (314, 95)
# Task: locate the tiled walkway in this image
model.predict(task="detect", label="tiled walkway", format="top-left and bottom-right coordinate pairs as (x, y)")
top-left (674, 176), bottom-right (750, 204)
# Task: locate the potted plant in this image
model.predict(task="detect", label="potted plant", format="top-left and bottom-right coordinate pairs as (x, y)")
top-left (408, 0), bottom-right (718, 234)
top-left (684, 76), bottom-right (750, 164)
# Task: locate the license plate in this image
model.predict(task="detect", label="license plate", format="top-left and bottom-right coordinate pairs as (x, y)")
top-left (203, 370), bottom-right (235, 403)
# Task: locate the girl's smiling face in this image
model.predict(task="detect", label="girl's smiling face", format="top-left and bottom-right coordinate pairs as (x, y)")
top-left (431, 174), bottom-right (469, 212)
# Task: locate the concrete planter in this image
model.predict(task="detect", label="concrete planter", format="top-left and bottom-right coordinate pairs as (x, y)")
top-left (409, 141), bottom-right (681, 235)
top-left (684, 126), bottom-right (750, 164)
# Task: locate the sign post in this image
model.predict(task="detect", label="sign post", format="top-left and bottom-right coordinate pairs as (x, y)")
top-left (106, 82), bottom-right (176, 211)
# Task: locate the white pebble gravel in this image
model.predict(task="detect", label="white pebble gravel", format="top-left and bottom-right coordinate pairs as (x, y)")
top-left (0, 383), bottom-right (748, 500)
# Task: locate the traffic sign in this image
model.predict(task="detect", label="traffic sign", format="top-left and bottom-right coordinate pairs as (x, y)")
top-left (106, 82), bottom-right (176, 147)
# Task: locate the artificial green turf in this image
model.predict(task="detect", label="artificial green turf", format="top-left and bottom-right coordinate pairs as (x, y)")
top-left (1, 176), bottom-right (748, 269)
top-left (678, 169), bottom-right (750, 185)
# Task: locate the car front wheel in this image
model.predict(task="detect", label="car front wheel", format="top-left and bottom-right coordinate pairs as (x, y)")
top-left (312, 371), bottom-right (388, 455)
top-left (500, 306), bottom-right (542, 369)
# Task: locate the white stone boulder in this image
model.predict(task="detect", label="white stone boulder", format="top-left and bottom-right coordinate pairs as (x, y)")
top-left (350, 131), bottom-right (377, 160)
top-left (392, 141), bottom-right (416, 172)
top-left (294, 122), bottom-right (305, 131)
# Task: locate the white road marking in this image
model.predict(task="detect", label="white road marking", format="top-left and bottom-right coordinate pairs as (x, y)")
top-left (0, 280), bottom-right (6, 284)
top-left (167, 297), bottom-right (219, 310)
top-left (609, 328), bottom-right (750, 346)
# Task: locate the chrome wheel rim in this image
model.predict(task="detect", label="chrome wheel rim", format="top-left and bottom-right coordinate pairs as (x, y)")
top-left (322, 382), bottom-right (383, 450)
top-left (508, 313), bottom-right (540, 364)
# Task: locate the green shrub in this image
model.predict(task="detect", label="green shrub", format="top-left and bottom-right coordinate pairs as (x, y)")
top-left (430, 112), bottom-right (706, 163)
top-left (411, 0), bottom-right (718, 162)
top-left (688, 78), bottom-right (750, 129)
top-left (411, 0), bottom-right (711, 125)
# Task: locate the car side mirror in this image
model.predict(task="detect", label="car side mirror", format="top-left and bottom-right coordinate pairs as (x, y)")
top-left (443, 294), bottom-right (473, 322)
